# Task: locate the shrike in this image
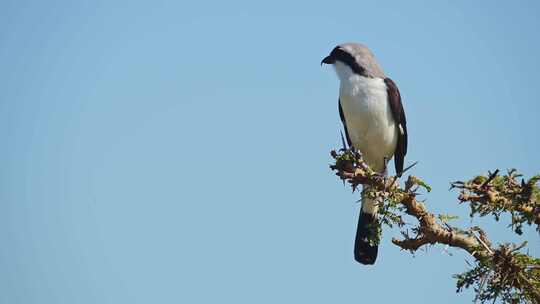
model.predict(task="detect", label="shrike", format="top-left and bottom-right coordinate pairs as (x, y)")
top-left (322, 43), bottom-right (408, 265)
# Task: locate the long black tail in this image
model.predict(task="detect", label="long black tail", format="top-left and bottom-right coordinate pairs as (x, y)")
top-left (354, 210), bottom-right (378, 265)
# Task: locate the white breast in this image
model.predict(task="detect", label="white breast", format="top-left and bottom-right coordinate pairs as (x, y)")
top-left (334, 62), bottom-right (398, 173)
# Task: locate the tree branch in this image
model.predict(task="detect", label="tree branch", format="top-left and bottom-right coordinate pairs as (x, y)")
top-left (329, 149), bottom-right (540, 303)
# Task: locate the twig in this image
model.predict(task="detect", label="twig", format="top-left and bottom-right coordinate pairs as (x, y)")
top-left (401, 161), bottom-right (419, 175)
top-left (481, 169), bottom-right (500, 188)
top-left (472, 231), bottom-right (493, 255)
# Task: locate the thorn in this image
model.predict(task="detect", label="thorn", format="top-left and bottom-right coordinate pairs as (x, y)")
top-left (340, 130), bottom-right (347, 151)
top-left (481, 169), bottom-right (499, 188)
top-left (401, 161), bottom-right (419, 175)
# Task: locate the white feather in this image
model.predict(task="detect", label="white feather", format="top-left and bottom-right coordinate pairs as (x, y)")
top-left (334, 61), bottom-right (399, 214)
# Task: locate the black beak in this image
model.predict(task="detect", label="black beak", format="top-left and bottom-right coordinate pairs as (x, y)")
top-left (321, 55), bottom-right (335, 66)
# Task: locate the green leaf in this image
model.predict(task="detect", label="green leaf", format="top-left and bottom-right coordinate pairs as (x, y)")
top-left (438, 214), bottom-right (459, 222)
top-left (412, 176), bottom-right (432, 192)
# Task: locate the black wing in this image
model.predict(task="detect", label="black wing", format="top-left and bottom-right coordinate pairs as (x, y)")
top-left (338, 98), bottom-right (352, 148)
top-left (384, 78), bottom-right (408, 176)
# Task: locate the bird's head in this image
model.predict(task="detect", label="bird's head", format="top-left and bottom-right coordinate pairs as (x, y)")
top-left (321, 43), bottom-right (385, 79)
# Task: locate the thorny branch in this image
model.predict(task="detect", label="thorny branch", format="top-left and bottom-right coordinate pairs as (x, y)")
top-left (451, 169), bottom-right (540, 235)
top-left (330, 149), bottom-right (540, 303)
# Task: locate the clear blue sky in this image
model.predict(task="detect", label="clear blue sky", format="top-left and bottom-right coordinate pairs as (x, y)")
top-left (1, 1), bottom-right (539, 303)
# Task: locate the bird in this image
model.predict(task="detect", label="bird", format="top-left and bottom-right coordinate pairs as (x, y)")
top-left (321, 43), bottom-right (408, 265)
